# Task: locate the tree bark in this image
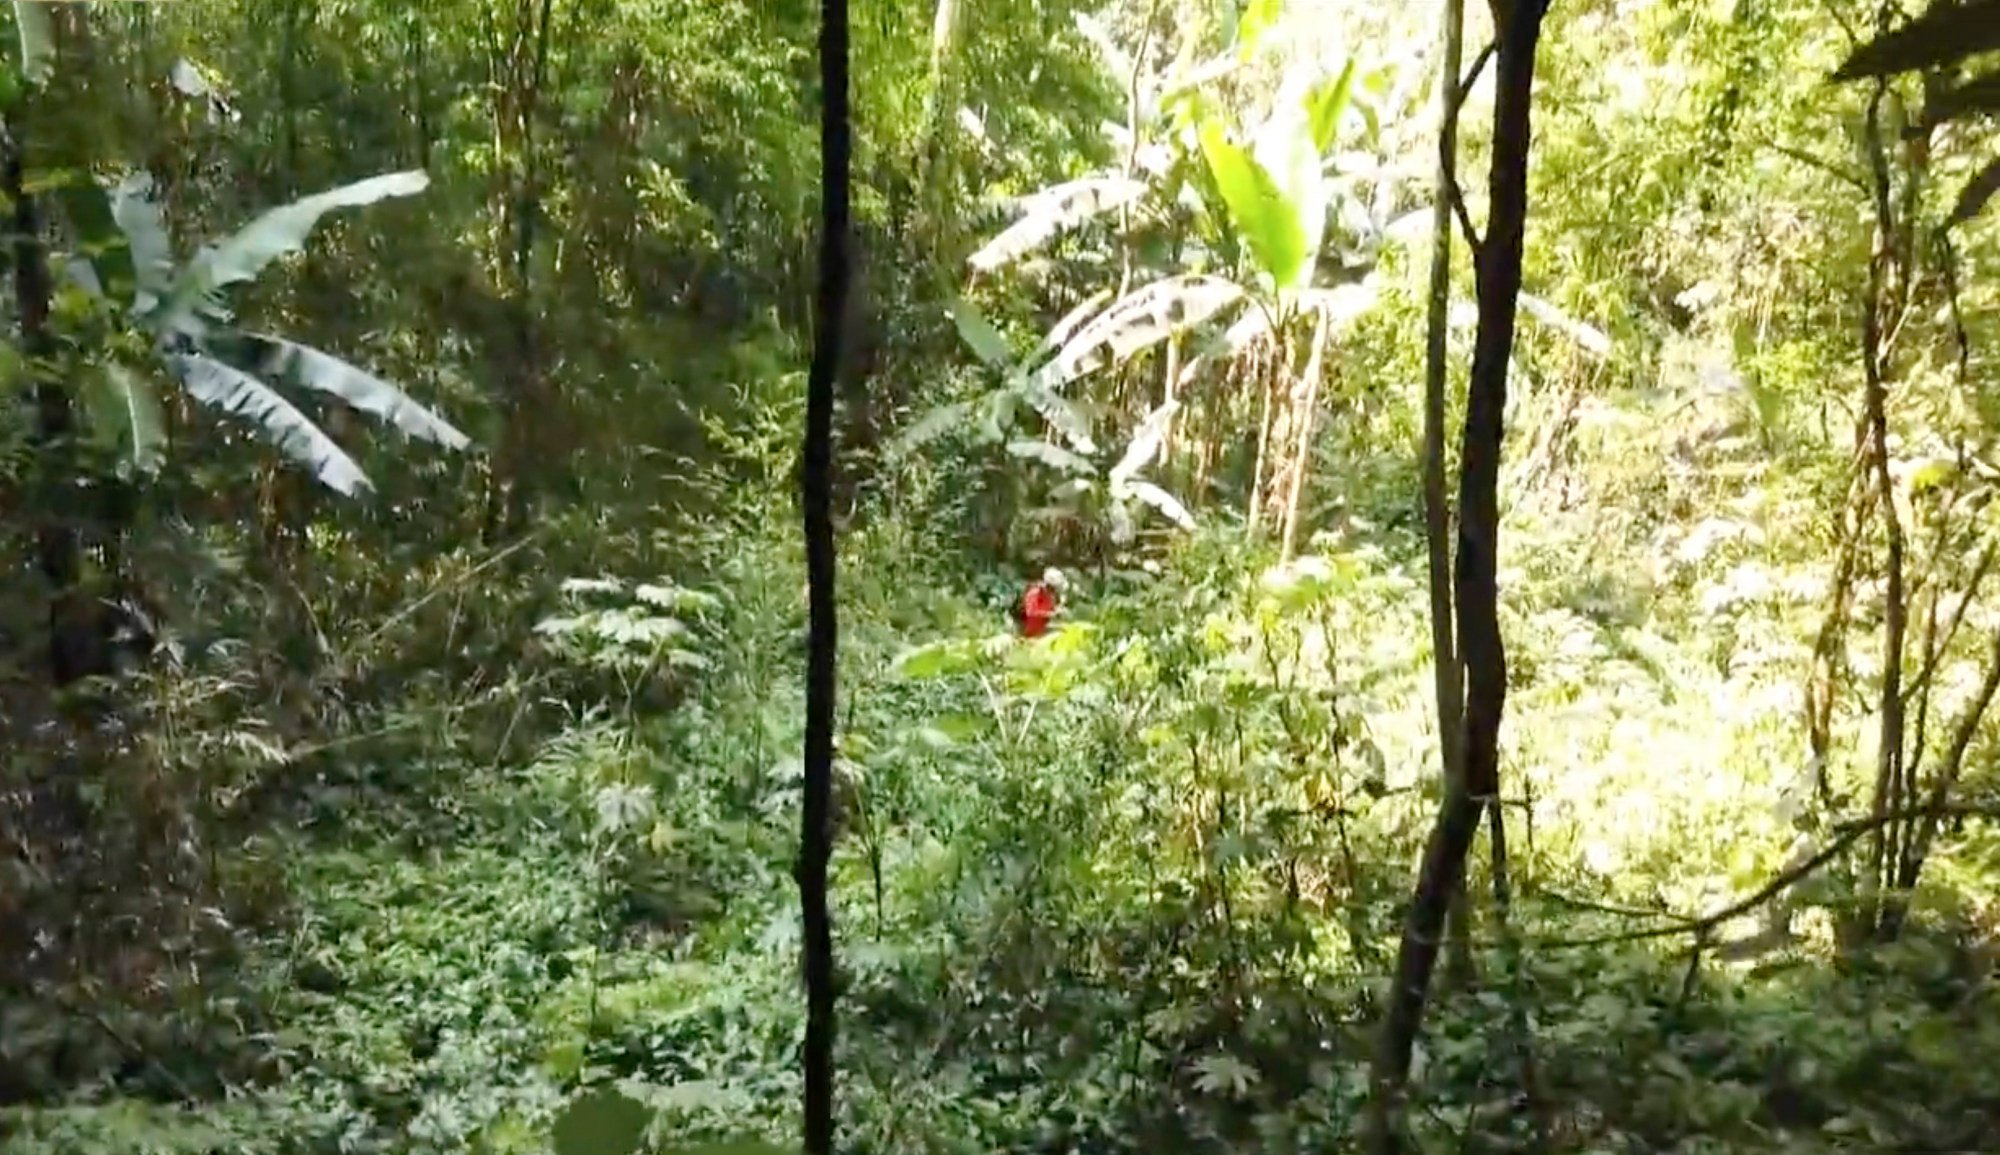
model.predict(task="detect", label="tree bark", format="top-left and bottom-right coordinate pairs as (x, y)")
top-left (483, 0), bottom-right (559, 544)
top-left (1366, 2), bottom-right (1550, 1148)
top-left (1424, 0), bottom-right (1474, 991)
top-left (3, 108), bottom-right (80, 684)
top-left (1278, 307), bottom-right (1329, 559)
top-left (799, 0), bottom-right (851, 1152)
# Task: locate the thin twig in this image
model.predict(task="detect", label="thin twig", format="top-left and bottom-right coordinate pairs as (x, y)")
top-left (1758, 136), bottom-right (1867, 191)
top-left (1528, 804), bottom-right (2000, 951)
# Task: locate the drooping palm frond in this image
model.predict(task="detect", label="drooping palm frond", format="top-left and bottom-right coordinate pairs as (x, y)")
top-left (248, 335), bottom-right (470, 450)
top-left (166, 352), bottom-right (370, 495)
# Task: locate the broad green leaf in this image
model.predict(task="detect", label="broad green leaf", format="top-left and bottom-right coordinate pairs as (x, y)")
top-left (1177, 304), bottom-right (1276, 389)
top-left (166, 352), bottom-right (370, 496)
top-left (551, 1087), bottom-right (652, 1155)
top-left (1191, 1053), bottom-right (1261, 1097)
top-left (1110, 400), bottom-right (1179, 485)
top-left (1832, 0), bottom-right (2000, 79)
top-left (84, 361), bottom-right (166, 477)
top-left (979, 390), bottom-right (1016, 442)
top-left (13, 1), bottom-right (53, 86)
top-left (967, 176), bottom-right (1147, 273)
top-left (893, 640), bottom-right (984, 679)
top-left (1025, 288), bottom-right (1112, 368)
top-left (1236, 0), bottom-right (1283, 57)
top-left (1199, 120), bottom-right (1307, 290)
top-left (1306, 59), bottom-right (1359, 154)
top-left (1299, 282), bottom-right (1379, 330)
top-left (109, 172), bottom-right (174, 307)
top-left (248, 334), bottom-right (470, 449)
top-left (1253, 84), bottom-right (1327, 291)
top-left (1108, 499), bottom-right (1135, 544)
top-left (196, 170), bottom-right (430, 292)
top-left (58, 257), bottom-right (100, 298)
top-left (1006, 439), bottom-right (1094, 473)
top-left (1044, 274), bottom-right (1245, 391)
top-left (1904, 456), bottom-right (1957, 494)
top-left (1157, 53), bottom-right (1242, 113)
top-left (892, 400), bottom-right (973, 454)
top-left (1947, 154), bottom-right (2000, 228)
top-left (1123, 479), bottom-right (1196, 529)
top-left (54, 177), bottom-right (130, 300)
top-left (947, 296), bottom-right (1013, 368)
top-left (1014, 377), bottom-right (1097, 452)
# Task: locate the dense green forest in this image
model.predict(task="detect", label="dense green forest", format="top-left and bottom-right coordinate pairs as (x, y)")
top-left (3, 0), bottom-right (1999, 1151)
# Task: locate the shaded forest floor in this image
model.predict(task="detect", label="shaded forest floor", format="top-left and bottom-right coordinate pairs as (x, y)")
top-left (9, 381), bottom-right (2000, 1154)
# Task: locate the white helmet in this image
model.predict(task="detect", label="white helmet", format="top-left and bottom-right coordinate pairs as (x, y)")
top-left (1041, 567), bottom-right (1067, 591)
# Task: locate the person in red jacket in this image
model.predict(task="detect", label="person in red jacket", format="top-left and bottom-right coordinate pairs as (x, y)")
top-left (1011, 567), bottom-right (1066, 638)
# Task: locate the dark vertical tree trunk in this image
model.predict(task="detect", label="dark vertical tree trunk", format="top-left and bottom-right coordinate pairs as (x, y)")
top-left (483, 0), bottom-right (558, 544)
top-left (4, 110), bottom-right (80, 685)
top-left (799, 0), bottom-right (850, 1152)
top-left (1424, 0), bottom-right (1473, 992)
top-left (1366, 2), bottom-right (1549, 1149)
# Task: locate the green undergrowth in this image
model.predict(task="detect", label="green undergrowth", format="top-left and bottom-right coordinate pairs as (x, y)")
top-left (8, 466), bottom-right (2000, 1153)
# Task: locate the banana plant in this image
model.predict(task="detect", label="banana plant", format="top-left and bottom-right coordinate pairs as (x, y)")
top-left (1014, 398), bottom-right (1196, 547)
top-left (68, 168), bottom-right (469, 495)
top-left (896, 293), bottom-right (1198, 542)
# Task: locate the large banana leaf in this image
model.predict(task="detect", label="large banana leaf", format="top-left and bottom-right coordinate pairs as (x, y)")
top-left (1306, 59), bottom-right (1359, 154)
top-left (248, 334), bottom-right (470, 449)
top-left (12, 1), bottom-right (53, 86)
top-left (1199, 120), bottom-right (1307, 291)
top-left (1110, 400), bottom-right (1179, 487)
top-left (1177, 304), bottom-right (1276, 390)
top-left (1298, 281), bottom-right (1380, 332)
top-left (1013, 377), bottom-right (1097, 452)
top-left (1039, 274), bottom-right (1245, 390)
top-left (1121, 479), bottom-right (1195, 529)
top-left (1024, 289), bottom-right (1112, 369)
top-left (966, 176), bottom-right (1148, 273)
top-left (946, 296), bottom-right (1014, 369)
top-left (82, 361), bottom-right (167, 477)
top-left (198, 170), bottom-right (430, 291)
top-left (1006, 439), bottom-right (1094, 474)
top-left (1235, 0), bottom-right (1284, 58)
top-left (1254, 76), bottom-right (1328, 292)
top-left (110, 172), bottom-right (176, 310)
top-left (167, 352), bottom-right (370, 495)
top-left (890, 400), bottom-right (972, 454)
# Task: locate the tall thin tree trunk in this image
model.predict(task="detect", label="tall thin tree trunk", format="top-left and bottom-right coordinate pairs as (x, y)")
top-left (483, 0), bottom-right (557, 544)
top-left (1278, 307), bottom-right (1329, 559)
top-left (4, 112), bottom-right (77, 683)
top-left (915, 0), bottom-right (961, 232)
top-left (1366, 3), bottom-right (1550, 1149)
top-left (1248, 344), bottom-right (1275, 535)
top-left (1855, 79), bottom-right (1908, 944)
top-left (1425, 0), bottom-right (1475, 992)
top-left (799, 0), bottom-right (851, 1151)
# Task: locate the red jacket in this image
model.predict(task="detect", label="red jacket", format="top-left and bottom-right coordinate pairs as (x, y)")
top-left (1016, 583), bottom-right (1058, 637)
